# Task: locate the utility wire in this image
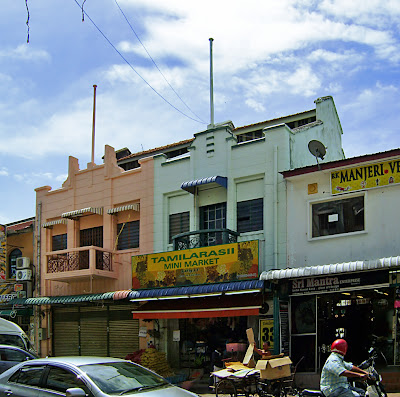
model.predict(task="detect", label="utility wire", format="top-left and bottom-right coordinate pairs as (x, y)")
top-left (74, 0), bottom-right (206, 125)
top-left (25, 0), bottom-right (30, 43)
top-left (114, 0), bottom-right (205, 124)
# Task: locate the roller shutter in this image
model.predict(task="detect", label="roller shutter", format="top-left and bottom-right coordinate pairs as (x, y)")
top-left (53, 307), bottom-right (79, 356)
top-left (109, 305), bottom-right (139, 359)
top-left (80, 307), bottom-right (108, 356)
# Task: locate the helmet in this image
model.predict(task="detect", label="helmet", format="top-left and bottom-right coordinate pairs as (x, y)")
top-left (331, 339), bottom-right (348, 355)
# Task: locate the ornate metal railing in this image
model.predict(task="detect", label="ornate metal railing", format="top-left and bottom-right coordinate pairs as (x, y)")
top-left (172, 229), bottom-right (240, 250)
top-left (47, 247), bottom-right (112, 273)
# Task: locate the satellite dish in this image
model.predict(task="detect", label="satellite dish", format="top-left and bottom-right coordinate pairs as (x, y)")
top-left (308, 140), bottom-right (326, 160)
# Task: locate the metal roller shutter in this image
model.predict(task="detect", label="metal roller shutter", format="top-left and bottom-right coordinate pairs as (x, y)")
top-left (80, 306), bottom-right (108, 357)
top-left (109, 305), bottom-right (139, 359)
top-left (53, 307), bottom-right (79, 356)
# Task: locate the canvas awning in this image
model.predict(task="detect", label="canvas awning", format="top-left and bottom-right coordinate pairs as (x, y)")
top-left (131, 293), bottom-right (262, 319)
top-left (180, 176), bottom-right (227, 194)
top-left (107, 204), bottom-right (140, 215)
top-left (259, 255), bottom-right (400, 281)
top-left (61, 207), bottom-right (103, 219)
top-left (42, 219), bottom-right (67, 228)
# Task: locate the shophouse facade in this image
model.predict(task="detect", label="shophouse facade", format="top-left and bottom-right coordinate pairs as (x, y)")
top-left (260, 148), bottom-right (400, 390)
top-left (0, 218), bottom-right (35, 338)
top-left (123, 96), bottom-right (345, 370)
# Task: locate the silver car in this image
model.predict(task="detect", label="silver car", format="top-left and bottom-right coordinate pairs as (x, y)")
top-left (0, 356), bottom-right (199, 397)
top-left (0, 344), bottom-right (38, 374)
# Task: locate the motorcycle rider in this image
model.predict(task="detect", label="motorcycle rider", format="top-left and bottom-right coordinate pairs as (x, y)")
top-left (320, 339), bottom-right (369, 397)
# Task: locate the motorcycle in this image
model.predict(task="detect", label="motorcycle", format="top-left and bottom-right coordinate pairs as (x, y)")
top-left (300, 347), bottom-right (386, 397)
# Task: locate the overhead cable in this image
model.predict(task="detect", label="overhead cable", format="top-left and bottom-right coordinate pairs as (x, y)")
top-left (74, 0), bottom-right (206, 125)
top-left (114, 0), bottom-right (205, 124)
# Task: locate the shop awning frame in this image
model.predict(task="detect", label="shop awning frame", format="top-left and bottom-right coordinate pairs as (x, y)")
top-left (61, 207), bottom-right (103, 219)
top-left (128, 280), bottom-right (264, 301)
top-left (107, 204), bottom-right (140, 215)
top-left (259, 255), bottom-right (400, 281)
top-left (42, 219), bottom-right (67, 228)
top-left (180, 176), bottom-right (227, 194)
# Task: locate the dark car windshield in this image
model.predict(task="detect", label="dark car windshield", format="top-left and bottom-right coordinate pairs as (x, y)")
top-left (0, 335), bottom-right (26, 350)
top-left (79, 361), bottom-right (169, 394)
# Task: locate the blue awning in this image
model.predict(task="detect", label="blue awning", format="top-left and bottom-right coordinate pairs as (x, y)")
top-left (180, 176), bottom-right (227, 194)
top-left (129, 280), bottom-right (264, 300)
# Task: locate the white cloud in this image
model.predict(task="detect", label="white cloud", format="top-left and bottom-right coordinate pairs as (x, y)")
top-left (0, 168), bottom-right (9, 177)
top-left (0, 44), bottom-right (50, 62)
top-left (245, 99), bottom-right (266, 113)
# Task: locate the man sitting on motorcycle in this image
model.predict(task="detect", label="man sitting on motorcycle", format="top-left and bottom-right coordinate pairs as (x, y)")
top-left (321, 339), bottom-right (369, 397)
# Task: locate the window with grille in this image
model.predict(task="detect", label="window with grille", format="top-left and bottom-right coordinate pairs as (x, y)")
top-left (117, 221), bottom-right (139, 250)
top-left (311, 195), bottom-right (364, 238)
top-left (237, 198), bottom-right (263, 233)
top-left (80, 226), bottom-right (103, 247)
top-left (52, 234), bottom-right (67, 251)
top-left (169, 212), bottom-right (190, 243)
top-left (200, 203), bottom-right (227, 246)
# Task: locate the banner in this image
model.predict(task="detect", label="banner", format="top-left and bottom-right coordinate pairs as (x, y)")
top-left (331, 159), bottom-right (400, 194)
top-left (259, 318), bottom-right (274, 350)
top-left (132, 240), bottom-right (259, 289)
top-left (0, 225), bottom-right (6, 281)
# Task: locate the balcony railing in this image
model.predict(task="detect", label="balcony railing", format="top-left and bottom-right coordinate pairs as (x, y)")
top-left (173, 229), bottom-right (240, 250)
top-left (45, 246), bottom-right (116, 281)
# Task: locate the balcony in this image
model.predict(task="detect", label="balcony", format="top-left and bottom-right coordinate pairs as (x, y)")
top-left (45, 246), bottom-right (117, 282)
top-left (173, 229), bottom-right (240, 250)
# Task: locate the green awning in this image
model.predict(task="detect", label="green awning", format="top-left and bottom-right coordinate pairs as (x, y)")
top-left (0, 308), bottom-right (32, 317)
top-left (8, 292), bottom-right (116, 306)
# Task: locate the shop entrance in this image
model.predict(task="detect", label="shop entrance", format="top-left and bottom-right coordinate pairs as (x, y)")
top-left (290, 287), bottom-right (395, 374)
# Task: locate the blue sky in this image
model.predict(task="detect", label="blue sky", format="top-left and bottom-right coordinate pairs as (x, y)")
top-left (0, 0), bottom-right (399, 224)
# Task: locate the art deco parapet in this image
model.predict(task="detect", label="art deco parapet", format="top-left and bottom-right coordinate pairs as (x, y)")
top-left (44, 246), bottom-right (117, 282)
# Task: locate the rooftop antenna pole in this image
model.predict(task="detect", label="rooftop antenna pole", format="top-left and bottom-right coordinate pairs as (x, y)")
top-left (209, 38), bottom-right (214, 128)
top-left (91, 84), bottom-right (97, 164)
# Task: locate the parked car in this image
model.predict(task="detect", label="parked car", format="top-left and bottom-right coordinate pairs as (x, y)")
top-left (0, 318), bottom-right (34, 353)
top-left (0, 344), bottom-right (38, 374)
top-left (0, 356), bottom-right (199, 396)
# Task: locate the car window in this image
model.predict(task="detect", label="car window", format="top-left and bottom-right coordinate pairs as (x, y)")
top-left (9, 365), bottom-right (45, 387)
top-left (45, 366), bottom-right (91, 395)
top-left (0, 348), bottom-right (29, 362)
top-left (0, 335), bottom-right (25, 349)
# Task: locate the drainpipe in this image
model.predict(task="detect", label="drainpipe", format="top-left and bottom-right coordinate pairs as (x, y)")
top-left (273, 146), bottom-right (278, 269)
top-left (35, 201), bottom-right (42, 356)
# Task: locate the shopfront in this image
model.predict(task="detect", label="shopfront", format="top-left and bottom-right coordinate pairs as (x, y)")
top-left (261, 257), bottom-right (400, 388)
top-left (130, 240), bottom-right (268, 373)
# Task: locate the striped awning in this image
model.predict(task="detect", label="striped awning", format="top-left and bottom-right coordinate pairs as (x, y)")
top-left (259, 255), bottom-right (400, 281)
top-left (61, 207), bottom-right (103, 219)
top-left (107, 204), bottom-right (140, 215)
top-left (42, 219), bottom-right (67, 228)
top-left (181, 176), bottom-right (227, 194)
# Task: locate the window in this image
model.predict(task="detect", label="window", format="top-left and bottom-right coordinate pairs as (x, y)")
top-left (237, 198), bottom-right (263, 233)
top-left (200, 203), bottom-right (227, 246)
top-left (236, 130), bottom-right (264, 143)
top-left (52, 234), bottom-right (67, 251)
top-left (80, 226), bottom-right (103, 247)
top-left (8, 249), bottom-right (22, 279)
top-left (169, 212), bottom-right (190, 243)
top-left (312, 195), bottom-right (364, 238)
top-left (9, 365), bottom-right (45, 386)
top-left (0, 347), bottom-right (31, 362)
top-left (116, 221), bottom-right (139, 250)
top-left (45, 366), bottom-right (90, 394)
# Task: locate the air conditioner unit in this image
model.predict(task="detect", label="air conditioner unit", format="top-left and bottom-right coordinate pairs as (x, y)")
top-left (16, 257), bottom-right (30, 270)
top-left (261, 300), bottom-right (274, 316)
top-left (16, 269), bottom-right (32, 281)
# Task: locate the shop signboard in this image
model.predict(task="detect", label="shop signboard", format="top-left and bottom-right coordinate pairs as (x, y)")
top-left (0, 225), bottom-right (6, 281)
top-left (331, 158), bottom-right (400, 194)
top-left (132, 240), bottom-right (259, 289)
top-left (259, 318), bottom-right (274, 351)
top-left (0, 283), bottom-right (18, 304)
top-left (290, 269), bottom-right (388, 295)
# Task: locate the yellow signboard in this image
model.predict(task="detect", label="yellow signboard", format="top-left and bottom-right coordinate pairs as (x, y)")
top-left (132, 240), bottom-right (259, 289)
top-left (259, 318), bottom-right (274, 350)
top-left (331, 159), bottom-right (400, 194)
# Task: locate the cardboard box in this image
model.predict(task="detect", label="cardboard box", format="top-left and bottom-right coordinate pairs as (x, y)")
top-left (243, 328), bottom-right (255, 365)
top-left (255, 356), bottom-right (292, 380)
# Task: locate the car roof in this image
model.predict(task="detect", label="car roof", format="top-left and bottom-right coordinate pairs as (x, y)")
top-left (24, 356), bottom-right (129, 366)
top-left (0, 344), bottom-right (26, 351)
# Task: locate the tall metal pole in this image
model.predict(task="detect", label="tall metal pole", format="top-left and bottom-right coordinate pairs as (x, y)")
top-left (209, 38), bottom-right (214, 128)
top-left (91, 84), bottom-right (97, 164)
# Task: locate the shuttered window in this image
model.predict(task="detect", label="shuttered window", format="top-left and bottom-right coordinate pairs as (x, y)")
top-left (117, 221), bottom-right (139, 250)
top-left (80, 226), bottom-right (103, 248)
top-left (169, 212), bottom-right (190, 243)
top-left (52, 234), bottom-right (67, 251)
top-left (237, 198), bottom-right (263, 233)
